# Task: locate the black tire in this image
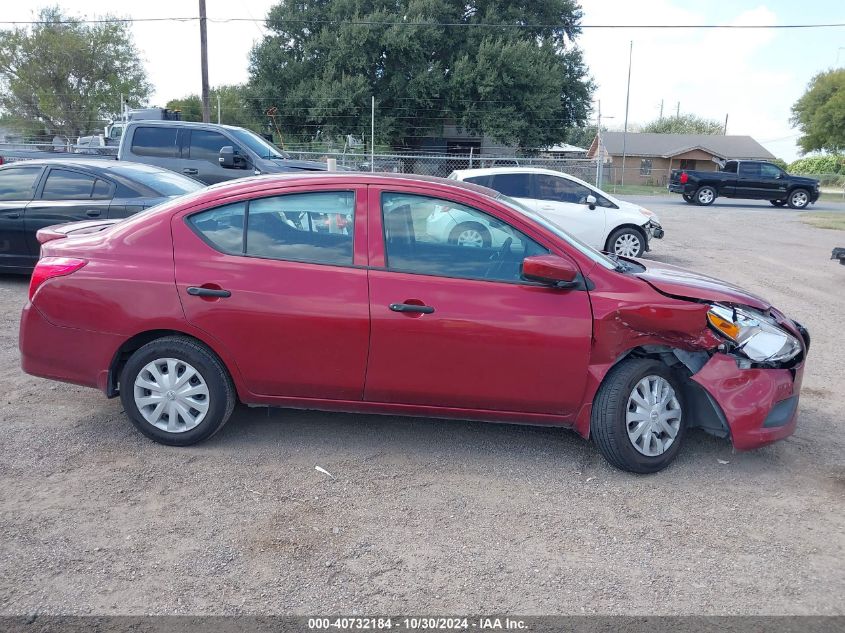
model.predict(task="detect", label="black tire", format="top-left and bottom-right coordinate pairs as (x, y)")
top-left (449, 222), bottom-right (491, 248)
top-left (591, 358), bottom-right (686, 474)
top-left (606, 227), bottom-right (646, 258)
top-left (770, 199), bottom-right (786, 207)
top-left (682, 193), bottom-right (695, 204)
top-left (119, 335), bottom-right (236, 446)
top-left (694, 186), bottom-right (717, 206)
top-left (787, 188), bottom-right (811, 210)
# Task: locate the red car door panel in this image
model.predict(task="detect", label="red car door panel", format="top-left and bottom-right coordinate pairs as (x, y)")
top-left (364, 185), bottom-right (593, 416)
top-left (171, 186), bottom-right (370, 400)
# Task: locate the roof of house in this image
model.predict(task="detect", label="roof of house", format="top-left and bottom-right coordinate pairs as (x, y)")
top-left (594, 132), bottom-right (775, 160)
top-left (543, 143), bottom-right (587, 153)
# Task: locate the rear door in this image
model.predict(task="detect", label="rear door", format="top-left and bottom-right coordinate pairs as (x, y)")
top-left (0, 165), bottom-right (43, 269)
top-left (23, 167), bottom-right (114, 256)
top-left (172, 184), bottom-right (369, 400)
top-left (125, 125), bottom-right (181, 172)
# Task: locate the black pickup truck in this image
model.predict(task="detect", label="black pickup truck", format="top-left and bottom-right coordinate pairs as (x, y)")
top-left (668, 160), bottom-right (820, 209)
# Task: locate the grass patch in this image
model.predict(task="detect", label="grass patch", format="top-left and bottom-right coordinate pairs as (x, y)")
top-left (604, 184), bottom-right (669, 196)
top-left (801, 212), bottom-right (845, 230)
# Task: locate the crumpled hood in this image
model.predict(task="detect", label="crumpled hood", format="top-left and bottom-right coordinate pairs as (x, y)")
top-left (634, 259), bottom-right (770, 310)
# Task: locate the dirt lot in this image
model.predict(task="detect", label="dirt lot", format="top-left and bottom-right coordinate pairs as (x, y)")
top-left (1, 196), bottom-right (843, 616)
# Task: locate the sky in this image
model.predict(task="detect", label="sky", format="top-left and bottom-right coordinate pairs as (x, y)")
top-left (3, 0), bottom-right (845, 161)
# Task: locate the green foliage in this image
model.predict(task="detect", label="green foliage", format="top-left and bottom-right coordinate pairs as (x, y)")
top-left (788, 154), bottom-right (845, 174)
top-left (641, 114), bottom-right (724, 135)
top-left (248, 0), bottom-right (593, 149)
top-left (166, 85), bottom-right (267, 133)
top-left (769, 158), bottom-right (789, 171)
top-left (0, 6), bottom-right (150, 138)
top-left (791, 69), bottom-right (845, 154)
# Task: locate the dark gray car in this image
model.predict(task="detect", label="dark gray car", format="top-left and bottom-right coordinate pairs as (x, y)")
top-left (0, 160), bottom-right (203, 272)
top-left (118, 120), bottom-right (326, 185)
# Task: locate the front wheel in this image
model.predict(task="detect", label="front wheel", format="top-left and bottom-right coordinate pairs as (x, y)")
top-left (591, 359), bottom-right (686, 474)
top-left (119, 336), bottom-right (236, 446)
top-left (607, 227), bottom-right (646, 258)
top-left (787, 188), bottom-right (811, 210)
top-left (694, 186), bottom-right (717, 206)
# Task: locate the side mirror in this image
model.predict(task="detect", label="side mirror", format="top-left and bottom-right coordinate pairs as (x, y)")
top-left (219, 146), bottom-right (235, 168)
top-left (585, 194), bottom-right (597, 210)
top-left (522, 255), bottom-right (579, 288)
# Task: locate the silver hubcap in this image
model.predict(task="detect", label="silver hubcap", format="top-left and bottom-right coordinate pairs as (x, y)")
top-left (133, 358), bottom-right (210, 433)
top-left (625, 375), bottom-right (682, 457)
top-left (456, 229), bottom-right (484, 248)
top-left (698, 189), bottom-right (714, 204)
top-left (791, 191), bottom-right (807, 207)
top-left (614, 233), bottom-right (641, 257)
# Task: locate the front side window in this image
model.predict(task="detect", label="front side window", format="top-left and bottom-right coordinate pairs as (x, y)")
top-left (189, 130), bottom-right (236, 163)
top-left (534, 174), bottom-right (593, 204)
top-left (0, 166), bottom-right (42, 201)
top-left (760, 163), bottom-right (783, 179)
top-left (131, 126), bottom-right (178, 158)
top-left (381, 192), bottom-right (547, 283)
top-left (41, 169), bottom-right (100, 200)
top-left (246, 192), bottom-right (354, 265)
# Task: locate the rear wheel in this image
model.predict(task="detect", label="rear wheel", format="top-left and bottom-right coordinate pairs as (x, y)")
top-left (119, 336), bottom-right (235, 446)
top-left (591, 359), bottom-right (686, 474)
top-left (770, 199), bottom-right (786, 207)
top-left (607, 227), bottom-right (646, 258)
top-left (787, 188), bottom-right (810, 210)
top-left (694, 186), bottom-right (716, 206)
top-left (449, 222), bottom-right (491, 248)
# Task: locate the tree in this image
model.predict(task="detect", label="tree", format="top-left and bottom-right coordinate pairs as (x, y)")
top-left (791, 69), bottom-right (845, 154)
top-left (0, 7), bottom-right (150, 139)
top-left (641, 114), bottom-right (724, 135)
top-left (248, 0), bottom-right (593, 150)
top-left (167, 85), bottom-right (266, 133)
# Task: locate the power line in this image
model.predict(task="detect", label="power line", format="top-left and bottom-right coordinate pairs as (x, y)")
top-left (1, 17), bottom-right (844, 29)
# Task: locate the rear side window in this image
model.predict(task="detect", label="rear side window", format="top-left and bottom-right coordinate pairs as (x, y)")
top-left (246, 192), bottom-right (354, 265)
top-left (463, 175), bottom-right (491, 187)
top-left (0, 166), bottom-right (42, 201)
top-left (722, 161), bottom-right (738, 174)
top-left (188, 202), bottom-right (246, 254)
top-left (189, 130), bottom-right (233, 163)
top-left (41, 169), bottom-right (102, 200)
top-left (131, 126), bottom-right (179, 158)
top-left (487, 173), bottom-right (530, 198)
top-left (739, 162), bottom-right (761, 177)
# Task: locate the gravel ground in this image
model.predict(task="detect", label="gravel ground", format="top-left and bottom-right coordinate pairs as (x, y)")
top-left (0, 196), bottom-right (843, 616)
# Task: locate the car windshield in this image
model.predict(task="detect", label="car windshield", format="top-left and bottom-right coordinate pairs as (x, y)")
top-left (496, 194), bottom-right (618, 271)
top-left (228, 128), bottom-right (290, 160)
top-left (108, 164), bottom-right (204, 196)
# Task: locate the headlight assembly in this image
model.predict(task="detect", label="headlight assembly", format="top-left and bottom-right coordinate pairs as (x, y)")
top-left (707, 304), bottom-right (802, 364)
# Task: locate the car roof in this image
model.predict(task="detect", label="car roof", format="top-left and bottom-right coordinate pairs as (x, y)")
top-left (123, 119), bottom-right (249, 132)
top-left (450, 166), bottom-right (575, 178)
top-left (199, 171), bottom-right (501, 199)
top-left (0, 158), bottom-right (176, 175)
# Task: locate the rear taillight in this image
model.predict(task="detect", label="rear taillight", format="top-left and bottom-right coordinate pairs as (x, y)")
top-left (29, 257), bottom-right (87, 300)
top-left (679, 171), bottom-right (689, 184)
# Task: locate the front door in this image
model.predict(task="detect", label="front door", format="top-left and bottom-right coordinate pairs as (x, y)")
top-left (0, 165), bottom-right (43, 269)
top-left (364, 188), bottom-right (593, 416)
top-left (530, 174), bottom-right (607, 250)
top-left (735, 162), bottom-right (770, 199)
top-left (180, 129), bottom-right (244, 184)
top-left (172, 186), bottom-right (369, 400)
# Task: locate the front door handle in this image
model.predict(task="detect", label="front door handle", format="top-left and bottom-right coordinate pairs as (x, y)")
top-left (187, 286), bottom-right (231, 298)
top-left (389, 303), bottom-right (434, 314)
top-left (3, 212), bottom-right (21, 219)
top-left (182, 168), bottom-right (199, 175)
top-left (85, 209), bottom-right (101, 218)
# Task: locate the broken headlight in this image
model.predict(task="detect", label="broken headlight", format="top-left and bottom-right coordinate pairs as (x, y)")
top-left (707, 304), bottom-right (802, 363)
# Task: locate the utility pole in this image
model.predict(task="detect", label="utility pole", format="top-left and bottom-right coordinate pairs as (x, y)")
top-left (620, 40), bottom-right (633, 188)
top-left (199, 0), bottom-right (211, 123)
top-left (676, 101), bottom-right (680, 117)
top-left (659, 99), bottom-right (664, 120)
top-left (595, 100), bottom-right (603, 188)
top-left (217, 93), bottom-right (221, 124)
top-left (723, 113), bottom-right (729, 135)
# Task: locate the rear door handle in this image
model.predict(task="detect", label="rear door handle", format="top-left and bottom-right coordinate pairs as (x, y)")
top-left (182, 168), bottom-right (199, 175)
top-left (389, 303), bottom-right (434, 314)
top-left (85, 209), bottom-right (101, 218)
top-left (187, 286), bottom-right (231, 298)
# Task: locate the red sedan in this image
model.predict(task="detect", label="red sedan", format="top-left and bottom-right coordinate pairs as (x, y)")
top-left (19, 174), bottom-right (809, 473)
